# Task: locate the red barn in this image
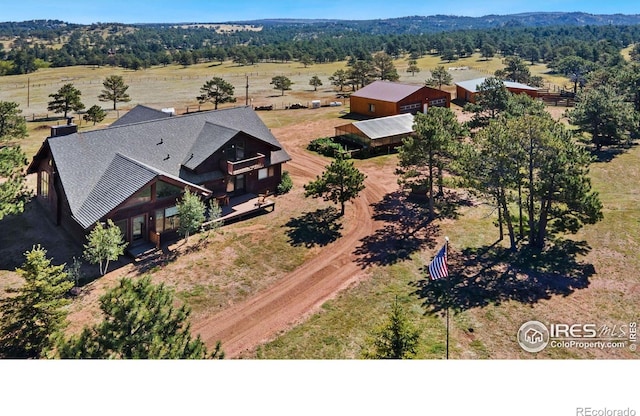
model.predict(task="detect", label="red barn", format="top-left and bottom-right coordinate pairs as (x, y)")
top-left (350, 81), bottom-right (450, 117)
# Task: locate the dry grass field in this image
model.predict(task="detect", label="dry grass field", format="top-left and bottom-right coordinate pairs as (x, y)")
top-left (1, 54), bottom-right (637, 359)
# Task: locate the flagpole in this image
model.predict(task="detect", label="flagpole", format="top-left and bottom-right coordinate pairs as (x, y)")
top-left (445, 236), bottom-right (450, 360)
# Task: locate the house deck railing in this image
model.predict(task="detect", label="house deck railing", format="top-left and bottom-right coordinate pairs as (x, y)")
top-left (227, 153), bottom-right (265, 175)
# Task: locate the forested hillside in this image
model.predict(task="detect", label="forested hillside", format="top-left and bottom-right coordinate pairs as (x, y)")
top-left (1, 13), bottom-right (640, 75)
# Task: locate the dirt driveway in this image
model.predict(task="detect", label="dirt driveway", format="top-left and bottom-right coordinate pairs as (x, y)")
top-left (192, 116), bottom-right (398, 357)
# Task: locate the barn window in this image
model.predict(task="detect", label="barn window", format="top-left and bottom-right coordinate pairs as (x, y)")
top-left (369, 104), bottom-right (375, 113)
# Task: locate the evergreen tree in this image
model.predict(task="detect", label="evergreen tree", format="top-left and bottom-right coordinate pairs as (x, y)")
top-left (98, 75), bottom-right (131, 111)
top-left (304, 154), bottom-right (366, 216)
top-left (362, 298), bottom-right (420, 359)
top-left (347, 60), bottom-right (374, 90)
top-left (371, 51), bottom-right (399, 81)
top-left (515, 116), bottom-right (602, 248)
top-left (480, 43), bottom-right (496, 60)
top-left (553, 56), bottom-right (596, 94)
top-left (497, 56), bottom-right (531, 83)
top-left (463, 77), bottom-right (511, 128)
top-left (47, 83), bottom-right (85, 119)
top-left (197, 77), bottom-right (236, 110)
top-left (270, 75), bottom-right (293, 96)
top-left (426, 65), bottom-right (452, 90)
top-left (0, 101), bottom-right (28, 220)
top-left (57, 276), bottom-right (223, 359)
top-left (397, 107), bottom-right (463, 220)
top-left (329, 69), bottom-right (348, 91)
top-left (0, 245), bottom-right (73, 358)
top-left (568, 85), bottom-right (637, 150)
top-left (177, 188), bottom-right (206, 242)
top-left (83, 219), bottom-right (128, 276)
top-left (82, 104), bottom-right (107, 125)
top-left (309, 75), bottom-right (323, 91)
top-left (406, 59), bottom-right (421, 76)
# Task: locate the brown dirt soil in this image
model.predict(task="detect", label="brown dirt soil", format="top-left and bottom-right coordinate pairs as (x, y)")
top-left (191, 117), bottom-right (396, 357)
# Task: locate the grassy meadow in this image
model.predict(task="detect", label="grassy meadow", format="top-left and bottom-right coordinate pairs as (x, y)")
top-left (1, 53), bottom-right (637, 359)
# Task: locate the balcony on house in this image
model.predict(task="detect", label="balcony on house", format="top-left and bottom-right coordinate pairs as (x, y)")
top-left (226, 152), bottom-right (266, 175)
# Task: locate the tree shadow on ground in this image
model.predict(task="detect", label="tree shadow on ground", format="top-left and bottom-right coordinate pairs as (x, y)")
top-left (134, 246), bottom-right (179, 275)
top-left (410, 238), bottom-right (595, 314)
top-left (354, 191), bottom-right (440, 268)
top-left (284, 207), bottom-right (343, 248)
top-left (590, 142), bottom-right (638, 163)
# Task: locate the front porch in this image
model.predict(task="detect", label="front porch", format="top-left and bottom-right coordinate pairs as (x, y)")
top-left (126, 193), bottom-right (275, 258)
top-left (205, 192), bottom-right (275, 228)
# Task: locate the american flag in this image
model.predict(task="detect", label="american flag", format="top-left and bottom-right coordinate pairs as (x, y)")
top-left (428, 243), bottom-right (448, 280)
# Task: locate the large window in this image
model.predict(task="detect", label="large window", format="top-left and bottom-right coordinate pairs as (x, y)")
top-left (155, 206), bottom-right (180, 233)
top-left (40, 171), bottom-right (49, 199)
top-left (121, 186), bottom-right (151, 208)
top-left (156, 181), bottom-right (182, 199)
top-left (225, 142), bottom-right (245, 161)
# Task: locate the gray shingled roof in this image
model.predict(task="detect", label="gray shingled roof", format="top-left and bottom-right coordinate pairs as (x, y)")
top-left (109, 104), bottom-right (172, 127)
top-left (49, 106), bottom-right (290, 229)
top-left (182, 122), bottom-right (239, 170)
top-left (74, 154), bottom-right (157, 228)
top-left (352, 114), bottom-right (415, 139)
top-left (455, 77), bottom-right (539, 93)
top-left (351, 80), bottom-right (424, 102)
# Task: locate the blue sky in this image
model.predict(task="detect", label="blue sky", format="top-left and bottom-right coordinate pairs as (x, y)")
top-left (3, 0), bottom-right (639, 24)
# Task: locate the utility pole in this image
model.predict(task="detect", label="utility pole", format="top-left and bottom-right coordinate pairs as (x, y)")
top-left (245, 75), bottom-right (249, 106)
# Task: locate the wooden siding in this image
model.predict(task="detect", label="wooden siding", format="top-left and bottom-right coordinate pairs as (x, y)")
top-left (350, 85), bottom-right (451, 117)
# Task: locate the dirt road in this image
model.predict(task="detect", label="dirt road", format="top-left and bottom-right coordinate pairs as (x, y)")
top-left (192, 118), bottom-right (395, 358)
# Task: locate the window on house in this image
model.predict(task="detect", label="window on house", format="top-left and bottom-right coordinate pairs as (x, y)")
top-left (121, 186), bottom-right (151, 208)
top-left (155, 206), bottom-right (180, 233)
top-left (369, 103), bottom-right (375, 113)
top-left (156, 181), bottom-right (182, 199)
top-left (258, 166), bottom-right (276, 180)
top-left (40, 171), bottom-right (49, 199)
top-left (115, 219), bottom-right (127, 240)
top-left (225, 142), bottom-right (245, 161)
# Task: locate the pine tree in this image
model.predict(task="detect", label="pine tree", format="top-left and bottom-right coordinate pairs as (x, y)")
top-left (270, 75), bottom-right (293, 96)
top-left (309, 75), bottom-right (323, 91)
top-left (57, 276), bottom-right (223, 359)
top-left (397, 107), bottom-right (463, 220)
top-left (0, 245), bottom-right (73, 358)
top-left (98, 75), bottom-right (131, 111)
top-left (362, 298), bottom-right (420, 359)
top-left (83, 219), bottom-right (128, 276)
top-left (304, 154), bottom-right (366, 216)
top-left (47, 83), bottom-right (85, 119)
top-left (426, 65), bottom-right (453, 90)
top-left (0, 101), bottom-right (28, 220)
top-left (83, 104), bottom-right (107, 125)
top-left (197, 77), bottom-right (236, 110)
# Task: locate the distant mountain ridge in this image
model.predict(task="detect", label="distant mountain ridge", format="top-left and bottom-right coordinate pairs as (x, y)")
top-left (235, 12), bottom-right (640, 34)
top-left (3, 12), bottom-right (640, 35)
